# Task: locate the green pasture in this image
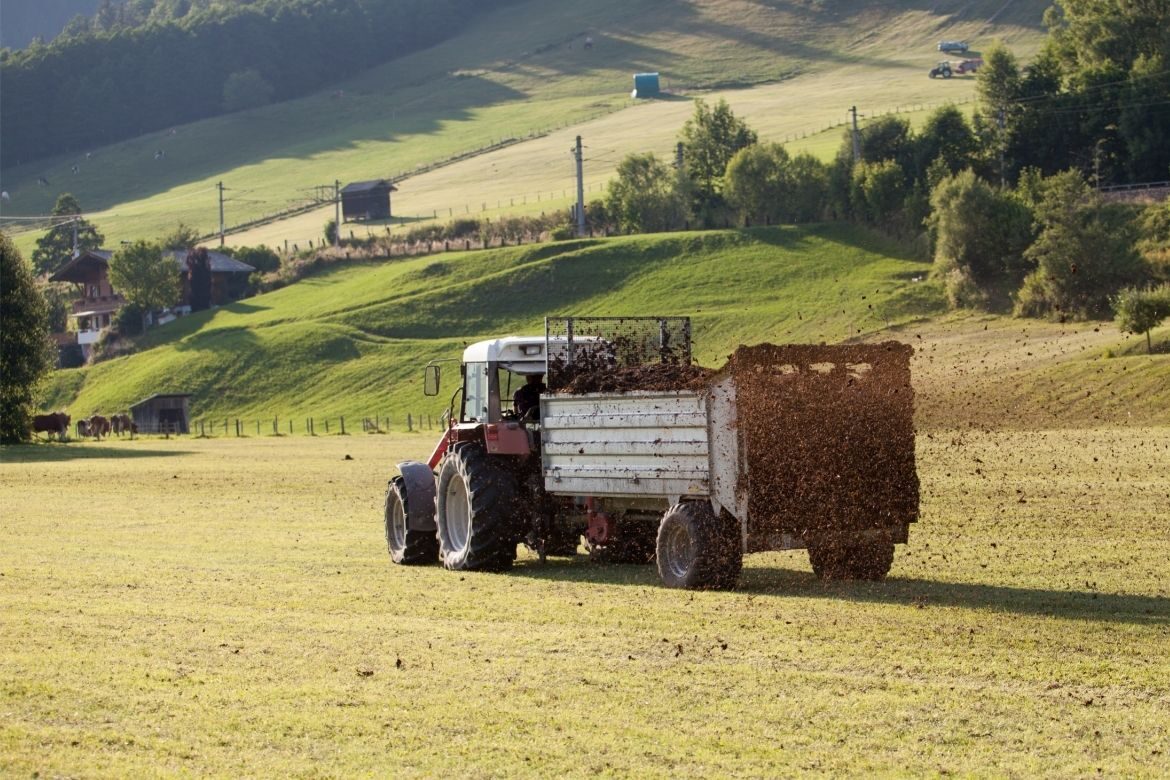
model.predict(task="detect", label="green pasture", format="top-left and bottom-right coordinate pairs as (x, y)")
top-left (41, 224), bottom-right (1170, 431)
top-left (3, 0), bottom-right (1044, 256)
top-left (1, 427), bottom-right (1167, 776)
top-left (42, 225), bottom-right (939, 420)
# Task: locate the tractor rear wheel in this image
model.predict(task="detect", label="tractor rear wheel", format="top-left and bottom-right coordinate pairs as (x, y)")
top-left (656, 502), bottom-right (742, 590)
top-left (436, 443), bottom-right (519, 572)
top-left (808, 534), bottom-right (894, 580)
top-left (385, 476), bottom-right (439, 565)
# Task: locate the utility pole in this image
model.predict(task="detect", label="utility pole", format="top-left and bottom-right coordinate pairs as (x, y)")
top-left (217, 181), bottom-right (225, 246)
top-left (574, 135), bottom-right (586, 237)
top-left (334, 179), bottom-right (341, 247)
top-left (71, 218), bottom-right (79, 258)
top-left (850, 106), bottom-right (861, 164)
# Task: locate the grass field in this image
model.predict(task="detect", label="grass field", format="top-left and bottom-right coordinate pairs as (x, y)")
top-left (2, 427), bottom-right (1167, 776)
top-left (2, 0), bottom-right (1046, 256)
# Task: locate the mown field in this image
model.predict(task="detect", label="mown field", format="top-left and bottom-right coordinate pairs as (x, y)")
top-left (1, 426), bottom-right (1167, 776)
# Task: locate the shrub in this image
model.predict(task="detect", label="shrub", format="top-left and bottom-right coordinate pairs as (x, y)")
top-left (1115, 284), bottom-right (1170, 353)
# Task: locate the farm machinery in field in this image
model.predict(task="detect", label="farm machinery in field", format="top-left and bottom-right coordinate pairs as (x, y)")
top-left (383, 317), bottom-right (919, 589)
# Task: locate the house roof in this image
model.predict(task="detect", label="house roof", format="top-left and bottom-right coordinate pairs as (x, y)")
top-left (130, 393), bottom-right (192, 410)
top-left (49, 248), bottom-right (255, 283)
top-left (341, 179), bottom-right (397, 195)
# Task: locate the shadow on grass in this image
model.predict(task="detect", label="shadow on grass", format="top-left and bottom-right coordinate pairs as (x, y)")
top-left (0, 444), bottom-right (192, 463)
top-left (511, 558), bottom-right (1169, 625)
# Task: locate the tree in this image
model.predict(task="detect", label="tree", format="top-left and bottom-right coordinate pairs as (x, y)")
top-left (226, 245), bottom-right (281, 274)
top-left (850, 160), bottom-right (907, 227)
top-left (30, 194), bottom-right (104, 276)
top-left (604, 153), bottom-right (687, 233)
top-left (1015, 170), bottom-right (1146, 319)
top-left (915, 106), bottom-right (977, 179)
top-left (222, 68), bottom-right (274, 113)
top-left (159, 222), bottom-right (201, 250)
top-left (1115, 285), bottom-right (1170, 353)
top-left (928, 170), bottom-right (1034, 309)
top-left (108, 240), bottom-right (181, 331)
top-left (680, 98), bottom-right (758, 213)
top-left (0, 232), bottom-right (55, 444)
top-left (186, 247), bottom-right (212, 312)
top-left (724, 143), bottom-right (790, 225)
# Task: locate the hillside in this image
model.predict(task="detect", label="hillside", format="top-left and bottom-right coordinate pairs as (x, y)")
top-left (43, 226), bottom-right (1170, 431)
top-left (2, 0), bottom-right (1048, 256)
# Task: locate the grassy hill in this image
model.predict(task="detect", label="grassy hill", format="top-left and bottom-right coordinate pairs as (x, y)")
top-left (3, 0), bottom-right (1048, 256)
top-left (43, 226), bottom-right (1170, 431)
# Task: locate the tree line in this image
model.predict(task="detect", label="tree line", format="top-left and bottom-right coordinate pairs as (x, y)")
top-left (0, 0), bottom-right (520, 166)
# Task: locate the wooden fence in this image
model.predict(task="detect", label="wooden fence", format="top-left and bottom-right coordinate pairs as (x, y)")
top-left (189, 412), bottom-right (444, 438)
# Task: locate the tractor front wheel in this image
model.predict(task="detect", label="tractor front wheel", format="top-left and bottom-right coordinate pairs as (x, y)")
top-left (436, 443), bottom-right (518, 572)
top-left (656, 502), bottom-right (742, 590)
top-left (385, 476), bottom-right (439, 565)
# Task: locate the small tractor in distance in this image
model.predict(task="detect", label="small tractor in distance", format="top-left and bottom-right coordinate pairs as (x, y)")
top-left (929, 61), bottom-right (953, 79)
top-left (384, 317), bottom-right (919, 590)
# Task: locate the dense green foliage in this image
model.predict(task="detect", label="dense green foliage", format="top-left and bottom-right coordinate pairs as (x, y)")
top-left (929, 170), bottom-right (1033, 309)
top-left (604, 153), bottom-right (688, 234)
top-left (30, 194), bottom-right (104, 276)
top-left (1114, 284), bottom-right (1170, 353)
top-left (107, 240), bottom-right (181, 329)
top-left (0, 233), bottom-right (55, 443)
top-left (1015, 171), bottom-right (1145, 319)
top-left (0, 0), bottom-right (519, 165)
top-left (680, 98), bottom-right (758, 220)
top-left (724, 143), bottom-right (828, 225)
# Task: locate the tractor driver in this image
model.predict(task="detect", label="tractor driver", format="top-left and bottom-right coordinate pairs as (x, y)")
top-left (513, 373), bottom-right (546, 419)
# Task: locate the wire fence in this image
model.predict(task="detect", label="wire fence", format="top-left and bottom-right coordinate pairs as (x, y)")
top-left (190, 412), bottom-right (446, 439)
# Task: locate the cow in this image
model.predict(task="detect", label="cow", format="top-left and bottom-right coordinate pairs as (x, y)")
top-left (111, 413), bottom-right (133, 437)
top-left (77, 419), bottom-right (91, 438)
top-left (86, 414), bottom-right (111, 439)
top-left (32, 412), bottom-right (71, 441)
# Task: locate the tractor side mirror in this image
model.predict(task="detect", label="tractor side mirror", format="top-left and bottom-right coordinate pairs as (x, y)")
top-left (423, 364), bottom-right (441, 396)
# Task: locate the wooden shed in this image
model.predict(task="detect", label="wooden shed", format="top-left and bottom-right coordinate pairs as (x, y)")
top-left (130, 393), bottom-right (192, 434)
top-left (341, 179), bottom-right (397, 222)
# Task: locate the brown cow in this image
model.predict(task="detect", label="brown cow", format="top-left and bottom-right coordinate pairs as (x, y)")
top-left (32, 412), bottom-right (71, 441)
top-left (86, 414), bottom-right (111, 439)
top-left (111, 413), bottom-right (133, 436)
top-left (76, 419), bottom-right (91, 438)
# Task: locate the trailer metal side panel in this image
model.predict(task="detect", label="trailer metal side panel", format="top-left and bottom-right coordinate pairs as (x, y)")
top-left (540, 392), bottom-right (709, 497)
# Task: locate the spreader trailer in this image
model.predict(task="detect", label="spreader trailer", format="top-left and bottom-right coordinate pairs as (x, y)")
top-left (384, 316), bottom-right (919, 589)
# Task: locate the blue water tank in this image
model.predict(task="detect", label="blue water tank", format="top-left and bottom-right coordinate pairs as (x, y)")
top-left (632, 72), bottom-right (661, 98)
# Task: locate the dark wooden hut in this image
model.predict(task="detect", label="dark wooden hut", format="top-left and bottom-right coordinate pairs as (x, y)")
top-left (130, 393), bottom-right (192, 434)
top-left (340, 179), bottom-right (396, 222)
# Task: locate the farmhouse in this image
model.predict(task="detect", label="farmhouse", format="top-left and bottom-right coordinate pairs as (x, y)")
top-left (340, 179), bottom-right (397, 222)
top-left (49, 248), bottom-right (255, 358)
top-left (130, 393), bottom-right (191, 434)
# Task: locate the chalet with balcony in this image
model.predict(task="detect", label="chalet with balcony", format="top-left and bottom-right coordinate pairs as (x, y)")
top-left (49, 248), bottom-right (254, 358)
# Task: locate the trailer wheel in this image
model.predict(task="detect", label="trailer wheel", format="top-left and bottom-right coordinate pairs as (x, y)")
top-left (808, 535), bottom-right (894, 580)
top-left (436, 443), bottom-right (518, 572)
top-left (385, 476), bottom-right (439, 565)
top-left (656, 502), bottom-right (742, 590)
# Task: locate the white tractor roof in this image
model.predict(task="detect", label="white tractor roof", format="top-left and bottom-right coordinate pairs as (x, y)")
top-left (462, 335), bottom-right (604, 373)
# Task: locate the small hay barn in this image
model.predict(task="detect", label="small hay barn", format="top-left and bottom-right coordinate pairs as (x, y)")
top-left (341, 179), bottom-right (397, 222)
top-left (131, 393), bottom-right (192, 434)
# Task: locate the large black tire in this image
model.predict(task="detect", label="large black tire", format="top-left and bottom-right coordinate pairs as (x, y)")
top-left (384, 476), bottom-right (439, 565)
top-left (435, 443), bottom-right (518, 572)
top-left (655, 502), bottom-right (742, 590)
top-left (808, 535), bottom-right (895, 580)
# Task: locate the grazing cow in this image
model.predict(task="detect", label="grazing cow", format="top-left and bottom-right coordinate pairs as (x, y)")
top-left (32, 412), bottom-right (71, 441)
top-left (77, 419), bottom-right (91, 438)
top-left (87, 414), bottom-right (111, 439)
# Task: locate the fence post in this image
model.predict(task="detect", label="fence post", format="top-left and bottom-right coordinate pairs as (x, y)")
top-left (407, 413), bottom-right (413, 432)
top-left (273, 416), bottom-right (278, 435)
top-left (289, 419), bottom-right (293, 435)
top-left (340, 416), bottom-right (345, 435)
top-left (325, 418), bottom-right (330, 434)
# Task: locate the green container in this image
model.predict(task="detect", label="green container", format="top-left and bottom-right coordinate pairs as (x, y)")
top-left (632, 72), bottom-right (660, 98)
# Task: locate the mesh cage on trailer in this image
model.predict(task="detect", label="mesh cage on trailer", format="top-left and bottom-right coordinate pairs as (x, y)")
top-left (543, 316), bottom-right (692, 390)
